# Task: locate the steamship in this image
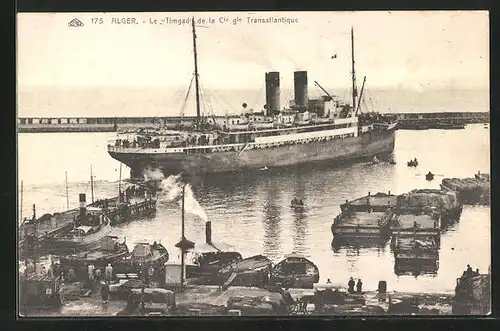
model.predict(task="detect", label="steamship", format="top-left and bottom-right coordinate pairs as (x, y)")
top-left (107, 19), bottom-right (398, 178)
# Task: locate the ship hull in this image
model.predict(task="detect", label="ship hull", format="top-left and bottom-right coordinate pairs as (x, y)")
top-left (109, 128), bottom-right (396, 177)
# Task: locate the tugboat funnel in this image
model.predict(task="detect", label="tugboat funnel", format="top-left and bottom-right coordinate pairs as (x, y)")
top-left (205, 221), bottom-right (212, 245)
top-left (79, 193), bottom-right (86, 217)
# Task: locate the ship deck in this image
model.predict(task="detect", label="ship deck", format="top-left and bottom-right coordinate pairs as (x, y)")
top-left (393, 237), bottom-right (437, 250)
top-left (335, 211), bottom-right (387, 228)
top-left (349, 195), bottom-right (398, 207)
top-left (391, 214), bottom-right (438, 230)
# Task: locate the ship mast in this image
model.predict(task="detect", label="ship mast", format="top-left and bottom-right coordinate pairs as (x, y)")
top-left (351, 27), bottom-right (358, 113)
top-left (90, 165), bottom-right (95, 203)
top-left (192, 17), bottom-right (201, 126)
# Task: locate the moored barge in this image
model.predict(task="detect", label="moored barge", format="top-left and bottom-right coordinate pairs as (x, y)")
top-left (441, 173), bottom-right (490, 205)
top-left (392, 236), bottom-right (439, 267)
top-left (331, 207), bottom-right (394, 239)
top-left (340, 191), bottom-right (397, 213)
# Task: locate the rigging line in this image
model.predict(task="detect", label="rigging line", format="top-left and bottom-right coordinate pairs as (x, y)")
top-left (209, 87), bottom-right (236, 113)
top-left (198, 81), bottom-right (210, 116)
top-left (179, 74), bottom-right (196, 117)
top-left (252, 86), bottom-right (264, 109)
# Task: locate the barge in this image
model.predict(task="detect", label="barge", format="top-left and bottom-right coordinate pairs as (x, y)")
top-left (441, 173), bottom-right (490, 205)
top-left (331, 207), bottom-right (394, 240)
top-left (396, 189), bottom-right (462, 227)
top-left (392, 236), bottom-right (439, 275)
top-left (340, 191), bottom-right (397, 213)
top-left (390, 214), bottom-right (440, 237)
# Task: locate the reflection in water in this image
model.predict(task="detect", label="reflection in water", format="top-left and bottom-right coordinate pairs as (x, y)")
top-left (394, 260), bottom-right (440, 277)
top-left (262, 177), bottom-right (283, 258)
top-left (291, 168), bottom-right (308, 254)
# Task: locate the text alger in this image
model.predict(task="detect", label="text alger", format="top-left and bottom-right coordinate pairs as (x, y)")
top-left (111, 17), bottom-right (138, 24)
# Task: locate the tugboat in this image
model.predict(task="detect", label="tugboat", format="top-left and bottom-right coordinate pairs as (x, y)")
top-left (58, 235), bottom-right (129, 273)
top-left (425, 171), bottom-right (435, 181)
top-left (41, 194), bottom-right (112, 252)
top-left (270, 253), bottom-right (320, 289)
top-left (186, 221), bottom-right (242, 278)
top-left (88, 164), bottom-right (157, 226)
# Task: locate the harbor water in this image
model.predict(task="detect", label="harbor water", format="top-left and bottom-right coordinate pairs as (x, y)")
top-left (18, 124), bottom-right (490, 294)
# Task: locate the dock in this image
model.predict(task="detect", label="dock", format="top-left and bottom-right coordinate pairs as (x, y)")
top-left (25, 282), bottom-right (454, 316)
top-left (441, 173), bottom-right (490, 205)
top-left (17, 112), bottom-right (489, 133)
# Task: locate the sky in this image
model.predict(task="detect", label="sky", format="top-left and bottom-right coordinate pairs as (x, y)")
top-left (17, 11), bottom-right (489, 91)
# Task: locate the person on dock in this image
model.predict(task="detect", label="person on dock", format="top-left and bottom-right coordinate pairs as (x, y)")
top-left (356, 279), bottom-right (363, 294)
top-left (348, 277), bottom-right (355, 294)
top-left (100, 282), bottom-right (110, 304)
top-left (87, 264), bottom-right (95, 288)
top-left (105, 263), bottom-right (113, 283)
top-left (147, 265), bottom-right (155, 285)
top-left (95, 268), bottom-right (102, 287)
top-left (46, 263), bottom-right (54, 279)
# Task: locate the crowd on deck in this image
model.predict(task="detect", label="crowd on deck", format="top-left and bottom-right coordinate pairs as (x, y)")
top-left (114, 137), bottom-right (161, 149)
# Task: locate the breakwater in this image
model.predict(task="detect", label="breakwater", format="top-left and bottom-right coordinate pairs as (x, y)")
top-left (17, 112), bottom-right (489, 133)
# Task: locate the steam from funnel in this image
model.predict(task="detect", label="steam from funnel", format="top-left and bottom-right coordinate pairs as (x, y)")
top-left (143, 167), bottom-right (164, 181)
top-left (149, 169), bottom-right (209, 222)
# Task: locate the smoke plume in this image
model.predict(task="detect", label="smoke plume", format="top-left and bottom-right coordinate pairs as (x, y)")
top-left (142, 167), bottom-right (165, 181)
top-left (144, 168), bottom-right (208, 222)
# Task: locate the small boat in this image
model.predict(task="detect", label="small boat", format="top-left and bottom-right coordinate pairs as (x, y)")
top-left (290, 198), bottom-right (305, 209)
top-left (270, 253), bottom-right (320, 289)
top-left (372, 156), bottom-right (380, 164)
top-left (115, 241), bottom-right (169, 275)
top-left (407, 159), bottom-right (419, 167)
top-left (58, 235), bottom-right (129, 271)
top-left (260, 166), bottom-right (269, 171)
top-left (218, 254), bottom-right (273, 288)
top-left (426, 171), bottom-right (435, 181)
top-left (130, 241), bottom-right (169, 267)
